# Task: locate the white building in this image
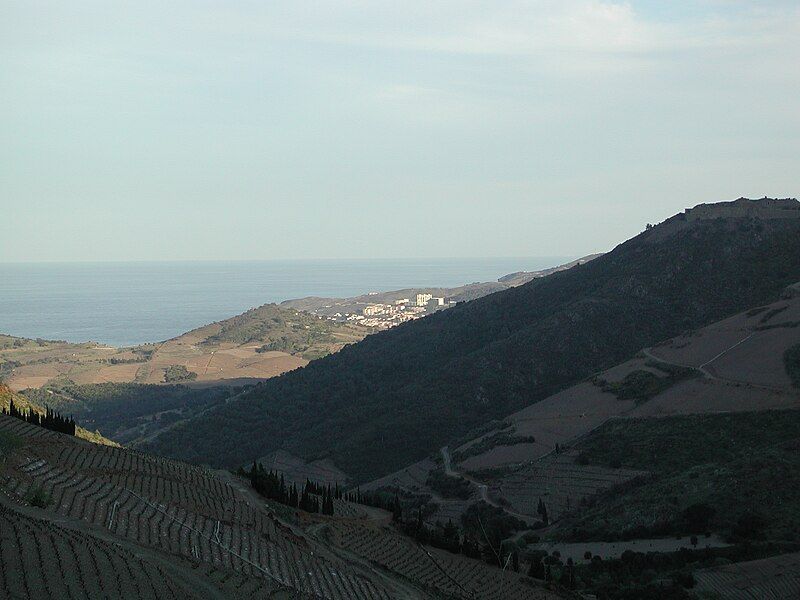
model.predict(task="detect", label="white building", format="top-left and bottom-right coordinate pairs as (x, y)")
top-left (415, 293), bottom-right (433, 306)
top-left (363, 304), bottom-right (388, 316)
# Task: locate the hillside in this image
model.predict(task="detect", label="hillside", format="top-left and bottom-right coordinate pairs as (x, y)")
top-left (0, 304), bottom-right (368, 390)
top-left (561, 409), bottom-right (800, 542)
top-left (364, 289), bottom-right (800, 516)
top-left (0, 382), bottom-right (117, 447)
top-left (440, 288), bottom-right (800, 476)
top-left (145, 198), bottom-right (800, 482)
top-left (20, 382), bottom-right (234, 446)
top-left (0, 411), bottom-right (561, 600)
top-left (355, 286), bottom-right (800, 598)
top-left (497, 254), bottom-right (604, 286)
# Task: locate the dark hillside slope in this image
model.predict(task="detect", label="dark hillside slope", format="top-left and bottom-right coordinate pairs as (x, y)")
top-left (147, 198), bottom-right (800, 481)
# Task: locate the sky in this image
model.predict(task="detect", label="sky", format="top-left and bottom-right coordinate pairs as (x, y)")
top-left (2, 1), bottom-right (799, 262)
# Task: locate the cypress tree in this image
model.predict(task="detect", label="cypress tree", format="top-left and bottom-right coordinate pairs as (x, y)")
top-left (391, 492), bottom-right (402, 522)
top-left (528, 556), bottom-right (545, 579)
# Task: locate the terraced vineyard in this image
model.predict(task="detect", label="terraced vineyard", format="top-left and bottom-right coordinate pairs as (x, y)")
top-left (0, 502), bottom-right (197, 599)
top-left (0, 413), bottom-right (560, 599)
top-left (496, 450), bottom-right (647, 520)
top-left (325, 520), bottom-right (553, 600)
top-left (0, 414), bottom-right (388, 598)
top-left (694, 551), bottom-right (800, 599)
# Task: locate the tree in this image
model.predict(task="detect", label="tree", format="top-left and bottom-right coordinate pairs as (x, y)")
top-left (537, 498), bottom-right (549, 526)
top-left (527, 552), bottom-right (546, 579)
top-left (391, 492), bottom-right (402, 522)
top-left (683, 503), bottom-right (715, 533)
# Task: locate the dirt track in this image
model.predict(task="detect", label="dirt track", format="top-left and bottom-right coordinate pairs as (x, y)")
top-left (440, 446), bottom-right (536, 524)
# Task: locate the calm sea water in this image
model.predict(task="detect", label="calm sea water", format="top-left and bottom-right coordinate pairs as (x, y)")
top-left (0, 258), bottom-right (568, 346)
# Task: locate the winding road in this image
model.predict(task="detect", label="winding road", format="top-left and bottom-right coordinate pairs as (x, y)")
top-left (641, 331), bottom-right (756, 381)
top-left (440, 446), bottom-right (535, 524)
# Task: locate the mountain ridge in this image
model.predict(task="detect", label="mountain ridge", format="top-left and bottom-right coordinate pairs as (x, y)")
top-left (145, 198), bottom-right (800, 482)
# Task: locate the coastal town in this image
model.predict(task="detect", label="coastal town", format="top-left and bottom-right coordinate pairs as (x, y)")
top-left (336, 293), bottom-right (456, 329)
top-left (279, 256), bottom-right (603, 331)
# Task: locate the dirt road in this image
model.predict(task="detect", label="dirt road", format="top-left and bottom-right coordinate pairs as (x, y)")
top-left (440, 446), bottom-right (535, 523)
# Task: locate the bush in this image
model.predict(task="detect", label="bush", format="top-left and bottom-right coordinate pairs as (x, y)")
top-left (426, 470), bottom-right (472, 499)
top-left (163, 365), bottom-right (198, 383)
top-left (594, 364), bottom-right (694, 405)
top-left (25, 485), bottom-right (52, 508)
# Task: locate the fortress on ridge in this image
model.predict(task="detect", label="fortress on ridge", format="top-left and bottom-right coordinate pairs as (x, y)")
top-left (684, 197), bottom-right (800, 221)
top-left (641, 197), bottom-right (800, 242)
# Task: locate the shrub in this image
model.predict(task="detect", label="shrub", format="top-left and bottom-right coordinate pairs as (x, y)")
top-left (25, 485), bottom-right (52, 508)
top-left (426, 470), bottom-right (472, 499)
top-left (594, 364), bottom-right (694, 405)
top-left (163, 365), bottom-right (198, 383)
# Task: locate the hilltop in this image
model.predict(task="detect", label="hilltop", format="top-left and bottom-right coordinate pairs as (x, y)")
top-left (145, 198), bottom-right (800, 482)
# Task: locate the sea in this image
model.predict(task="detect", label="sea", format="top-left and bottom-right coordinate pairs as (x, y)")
top-left (0, 258), bottom-right (569, 347)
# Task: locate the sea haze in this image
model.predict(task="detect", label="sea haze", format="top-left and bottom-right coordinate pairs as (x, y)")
top-left (0, 258), bottom-right (569, 347)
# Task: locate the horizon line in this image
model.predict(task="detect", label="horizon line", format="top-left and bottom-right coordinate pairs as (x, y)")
top-left (0, 255), bottom-right (583, 266)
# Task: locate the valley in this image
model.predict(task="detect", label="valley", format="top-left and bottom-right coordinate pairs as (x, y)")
top-left (3, 198), bottom-right (800, 599)
top-left (144, 198), bottom-right (800, 482)
top-left (7, 0), bottom-right (799, 595)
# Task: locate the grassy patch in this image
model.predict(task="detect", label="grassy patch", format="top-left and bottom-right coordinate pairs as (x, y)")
top-left (592, 363), bottom-right (695, 405)
top-left (301, 349), bottom-right (331, 361)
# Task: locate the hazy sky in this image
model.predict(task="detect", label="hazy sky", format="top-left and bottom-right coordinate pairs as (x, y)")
top-left (2, 1), bottom-right (799, 262)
